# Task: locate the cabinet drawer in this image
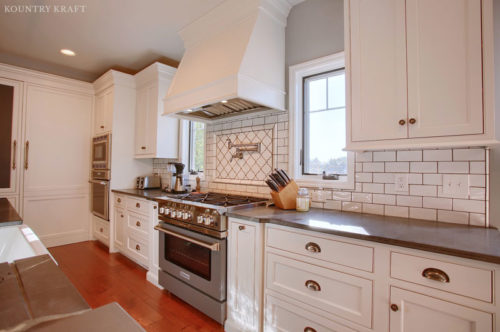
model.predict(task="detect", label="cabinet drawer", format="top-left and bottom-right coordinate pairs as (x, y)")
top-left (126, 197), bottom-right (149, 216)
top-left (390, 252), bottom-right (492, 302)
top-left (93, 218), bottom-right (109, 241)
top-left (126, 234), bottom-right (149, 266)
top-left (266, 253), bottom-right (372, 328)
top-left (127, 212), bottom-right (149, 237)
top-left (265, 294), bottom-right (357, 332)
top-left (266, 227), bottom-right (373, 272)
top-left (114, 194), bottom-right (125, 208)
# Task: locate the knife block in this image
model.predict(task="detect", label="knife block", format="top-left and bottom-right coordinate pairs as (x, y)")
top-left (270, 180), bottom-right (299, 210)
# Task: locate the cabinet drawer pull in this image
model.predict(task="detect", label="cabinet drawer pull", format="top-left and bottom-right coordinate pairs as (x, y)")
top-left (305, 242), bottom-right (321, 253)
top-left (120, 214), bottom-right (124, 218)
top-left (141, 146), bottom-right (146, 150)
top-left (238, 225), bottom-right (245, 231)
top-left (136, 221), bottom-right (141, 227)
top-left (390, 304), bottom-right (399, 312)
top-left (409, 118), bottom-right (416, 124)
top-left (136, 202), bottom-right (141, 208)
top-left (422, 267), bottom-right (450, 283)
top-left (135, 244), bottom-right (140, 251)
top-left (24, 141), bottom-right (29, 170)
top-left (304, 328), bottom-right (317, 332)
top-left (398, 119), bottom-right (406, 126)
top-left (12, 140), bottom-right (16, 170)
top-left (99, 228), bottom-right (103, 233)
top-left (100, 125), bottom-right (104, 129)
top-left (117, 198), bottom-right (121, 203)
top-left (305, 280), bottom-right (321, 292)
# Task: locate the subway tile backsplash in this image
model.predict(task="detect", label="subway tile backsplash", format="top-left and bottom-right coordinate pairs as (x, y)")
top-left (153, 112), bottom-right (490, 227)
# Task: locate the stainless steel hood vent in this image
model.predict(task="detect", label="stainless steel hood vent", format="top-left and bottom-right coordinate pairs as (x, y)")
top-left (163, 0), bottom-right (297, 122)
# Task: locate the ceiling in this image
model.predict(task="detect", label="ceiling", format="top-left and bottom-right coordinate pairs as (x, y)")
top-left (0, 0), bottom-right (226, 82)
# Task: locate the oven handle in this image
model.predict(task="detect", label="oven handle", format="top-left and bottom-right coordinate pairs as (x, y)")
top-left (154, 225), bottom-right (220, 251)
top-left (89, 180), bottom-right (109, 185)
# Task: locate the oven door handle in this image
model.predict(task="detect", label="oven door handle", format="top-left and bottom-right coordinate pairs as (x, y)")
top-left (154, 225), bottom-right (220, 251)
top-left (89, 180), bottom-right (108, 185)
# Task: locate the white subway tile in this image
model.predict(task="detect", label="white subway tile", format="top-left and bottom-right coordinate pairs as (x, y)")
top-left (373, 194), bottom-right (396, 205)
top-left (342, 201), bottom-right (362, 213)
top-left (438, 210), bottom-right (468, 224)
top-left (469, 187), bottom-right (486, 200)
top-left (373, 151), bottom-right (396, 161)
top-left (453, 199), bottom-right (485, 213)
top-left (410, 162), bottom-right (437, 173)
top-left (469, 213), bottom-right (486, 227)
top-left (409, 185), bottom-right (437, 196)
top-left (355, 173), bottom-right (373, 183)
top-left (385, 183), bottom-right (408, 195)
top-left (423, 174), bottom-right (442, 185)
top-left (355, 183), bottom-right (363, 192)
top-left (363, 162), bottom-right (384, 172)
top-left (408, 173), bottom-right (423, 184)
top-left (385, 162), bottom-right (410, 173)
top-left (324, 200), bottom-right (341, 210)
top-left (423, 149), bottom-right (452, 161)
top-left (355, 163), bottom-right (363, 172)
top-left (311, 201), bottom-right (324, 209)
top-left (356, 152), bottom-right (372, 162)
top-left (362, 203), bottom-right (384, 215)
top-left (362, 183), bottom-right (385, 193)
top-left (423, 197), bottom-right (453, 210)
top-left (438, 162), bottom-right (469, 174)
top-left (385, 205), bottom-right (409, 218)
top-left (397, 195), bottom-right (422, 207)
top-left (453, 148), bottom-right (485, 161)
top-left (397, 150), bottom-right (422, 161)
top-left (352, 192), bottom-right (372, 203)
top-left (332, 191), bottom-right (352, 201)
top-left (373, 173), bottom-right (394, 183)
top-left (469, 175), bottom-right (486, 187)
top-left (470, 162), bottom-right (486, 174)
top-left (410, 207), bottom-right (437, 221)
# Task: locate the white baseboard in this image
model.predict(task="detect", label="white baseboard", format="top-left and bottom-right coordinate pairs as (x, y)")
top-left (40, 230), bottom-right (91, 248)
top-left (224, 319), bottom-right (245, 332)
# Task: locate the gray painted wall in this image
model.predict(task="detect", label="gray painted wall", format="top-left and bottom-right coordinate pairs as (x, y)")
top-left (490, 0), bottom-right (500, 229)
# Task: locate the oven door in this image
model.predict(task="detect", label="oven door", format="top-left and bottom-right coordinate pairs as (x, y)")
top-left (156, 223), bottom-right (226, 301)
top-left (92, 136), bottom-right (110, 168)
top-left (90, 179), bottom-right (109, 220)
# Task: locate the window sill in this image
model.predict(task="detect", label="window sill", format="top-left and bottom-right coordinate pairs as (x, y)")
top-left (294, 177), bottom-right (354, 190)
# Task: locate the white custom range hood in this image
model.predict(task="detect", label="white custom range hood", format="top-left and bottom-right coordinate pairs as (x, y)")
top-left (163, 0), bottom-right (295, 122)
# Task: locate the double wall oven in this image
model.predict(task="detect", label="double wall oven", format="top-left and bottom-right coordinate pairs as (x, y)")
top-left (90, 133), bottom-right (111, 220)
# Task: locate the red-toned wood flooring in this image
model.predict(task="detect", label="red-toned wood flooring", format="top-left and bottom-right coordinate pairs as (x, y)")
top-left (49, 240), bottom-right (224, 332)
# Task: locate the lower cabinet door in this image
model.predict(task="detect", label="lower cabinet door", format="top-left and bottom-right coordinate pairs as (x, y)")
top-left (114, 208), bottom-right (125, 249)
top-left (390, 287), bottom-right (492, 332)
top-left (264, 294), bottom-right (357, 332)
top-left (126, 233), bottom-right (149, 267)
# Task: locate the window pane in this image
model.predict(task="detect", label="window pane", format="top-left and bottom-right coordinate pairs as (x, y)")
top-left (189, 121), bottom-right (205, 172)
top-left (308, 78), bottom-right (326, 111)
top-left (328, 72), bottom-right (345, 109)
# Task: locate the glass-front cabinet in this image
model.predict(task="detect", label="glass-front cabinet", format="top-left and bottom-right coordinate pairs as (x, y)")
top-left (0, 77), bottom-right (22, 196)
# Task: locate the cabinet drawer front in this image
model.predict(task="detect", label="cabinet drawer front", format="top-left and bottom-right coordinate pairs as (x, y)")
top-left (390, 252), bottom-right (492, 302)
top-left (114, 194), bottom-right (125, 208)
top-left (126, 234), bottom-right (149, 265)
top-left (93, 218), bottom-right (109, 239)
top-left (266, 253), bottom-right (372, 328)
top-left (265, 294), bottom-right (357, 332)
top-left (267, 227), bottom-right (373, 272)
top-left (127, 212), bottom-right (149, 236)
top-left (126, 197), bottom-right (149, 216)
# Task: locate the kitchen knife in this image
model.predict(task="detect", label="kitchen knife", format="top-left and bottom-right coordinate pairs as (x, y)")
top-left (266, 179), bottom-right (279, 192)
top-left (270, 173), bottom-right (286, 187)
top-left (275, 168), bottom-right (289, 185)
top-left (280, 169), bottom-right (292, 182)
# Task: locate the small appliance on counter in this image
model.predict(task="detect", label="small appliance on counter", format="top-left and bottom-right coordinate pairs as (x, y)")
top-left (168, 162), bottom-right (188, 194)
top-left (136, 175), bottom-right (161, 189)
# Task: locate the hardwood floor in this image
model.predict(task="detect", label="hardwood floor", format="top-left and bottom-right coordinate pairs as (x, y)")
top-left (49, 241), bottom-right (225, 332)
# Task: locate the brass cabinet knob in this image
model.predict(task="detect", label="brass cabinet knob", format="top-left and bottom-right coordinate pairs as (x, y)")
top-left (136, 221), bottom-right (141, 227)
top-left (136, 202), bottom-right (140, 208)
top-left (391, 304), bottom-right (399, 312)
top-left (136, 244), bottom-right (140, 251)
top-left (305, 280), bottom-right (321, 292)
top-left (153, 206), bottom-right (157, 209)
top-left (409, 118), bottom-right (416, 124)
top-left (304, 328), bottom-right (317, 332)
top-left (141, 146), bottom-right (146, 150)
top-left (238, 225), bottom-right (245, 231)
top-left (99, 228), bottom-right (103, 233)
top-left (117, 198), bottom-right (121, 203)
top-left (100, 125), bottom-right (104, 129)
top-left (120, 214), bottom-right (124, 218)
top-left (399, 119), bottom-right (406, 126)
top-left (305, 242), bottom-right (321, 253)
top-left (422, 267), bottom-right (450, 283)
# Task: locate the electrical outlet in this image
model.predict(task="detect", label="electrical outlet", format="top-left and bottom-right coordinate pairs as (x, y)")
top-left (394, 174), bottom-right (409, 192)
top-left (442, 174), bottom-right (469, 198)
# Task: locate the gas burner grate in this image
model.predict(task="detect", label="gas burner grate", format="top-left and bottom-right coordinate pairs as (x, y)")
top-left (181, 192), bottom-right (266, 207)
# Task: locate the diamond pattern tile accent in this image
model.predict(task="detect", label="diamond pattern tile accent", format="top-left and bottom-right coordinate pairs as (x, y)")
top-left (216, 129), bottom-right (274, 181)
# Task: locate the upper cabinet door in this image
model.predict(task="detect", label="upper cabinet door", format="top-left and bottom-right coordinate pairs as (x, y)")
top-left (349, 0), bottom-right (407, 142)
top-left (94, 88), bottom-right (113, 135)
top-left (406, 0), bottom-right (483, 138)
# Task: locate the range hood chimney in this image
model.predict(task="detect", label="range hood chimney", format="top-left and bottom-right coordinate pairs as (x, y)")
top-left (163, 0), bottom-right (294, 122)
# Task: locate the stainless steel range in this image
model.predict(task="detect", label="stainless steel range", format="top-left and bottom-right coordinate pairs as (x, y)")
top-left (154, 192), bottom-right (267, 324)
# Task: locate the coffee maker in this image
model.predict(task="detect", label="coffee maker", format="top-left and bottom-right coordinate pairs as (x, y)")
top-left (169, 162), bottom-right (187, 194)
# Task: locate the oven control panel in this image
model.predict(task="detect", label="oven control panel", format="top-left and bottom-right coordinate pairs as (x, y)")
top-left (158, 201), bottom-right (222, 230)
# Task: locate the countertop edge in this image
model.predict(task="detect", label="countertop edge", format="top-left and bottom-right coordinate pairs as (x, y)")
top-left (111, 189), bottom-right (163, 201)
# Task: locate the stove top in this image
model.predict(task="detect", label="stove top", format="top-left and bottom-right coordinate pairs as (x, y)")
top-left (180, 192), bottom-right (266, 207)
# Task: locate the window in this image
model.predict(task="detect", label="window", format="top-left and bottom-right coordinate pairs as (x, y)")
top-left (303, 69), bottom-right (347, 176)
top-left (188, 121), bottom-right (205, 173)
top-left (289, 52), bottom-right (354, 189)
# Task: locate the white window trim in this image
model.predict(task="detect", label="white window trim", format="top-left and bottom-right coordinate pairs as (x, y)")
top-left (288, 52), bottom-right (354, 190)
top-left (179, 120), bottom-right (205, 180)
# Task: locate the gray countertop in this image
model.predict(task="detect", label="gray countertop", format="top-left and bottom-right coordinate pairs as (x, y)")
top-left (0, 197), bottom-right (22, 226)
top-left (111, 188), bottom-right (171, 201)
top-left (228, 206), bottom-right (500, 264)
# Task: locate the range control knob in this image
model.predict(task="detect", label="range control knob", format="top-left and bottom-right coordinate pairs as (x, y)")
top-left (204, 217), bottom-right (213, 226)
top-left (182, 212), bottom-right (190, 220)
top-left (159, 207), bottom-right (165, 214)
top-left (197, 216), bottom-right (204, 224)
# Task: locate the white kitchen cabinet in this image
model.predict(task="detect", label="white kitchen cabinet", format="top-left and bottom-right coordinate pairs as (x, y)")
top-left (93, 215), bottom-right (110, 246)
top-left (389, 287), bottom-right (492, 332)
top-left (94, 87), bottom-right (113, 135)
top-left (114, 207), bottom-right (125, 249)
top-left (345, 0), bottom-right (496, 150)
top-left (225, 218), bottom-right (264, 332)
top-left (134, 62), bottom-right (179, 159)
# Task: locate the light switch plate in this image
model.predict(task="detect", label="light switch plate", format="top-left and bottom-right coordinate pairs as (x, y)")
top-left (442, 174), bottom-right (469, 198)
top-left (394, 174), bottom-right (409, 192)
